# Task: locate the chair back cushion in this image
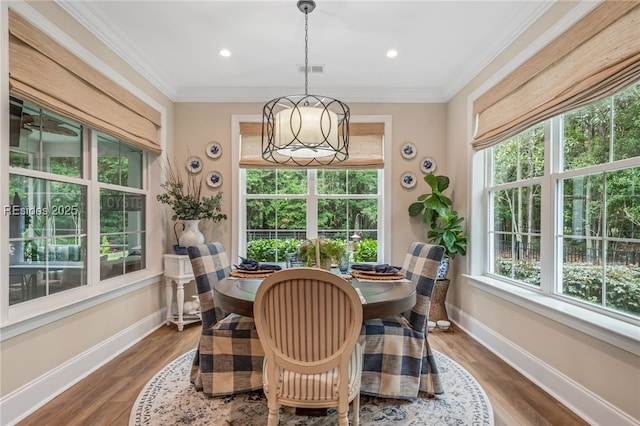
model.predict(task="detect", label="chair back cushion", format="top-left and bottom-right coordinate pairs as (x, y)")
top-left (187, 242), bottom-right (231, 328)
top-left (254, 268), bottom-right (363, 376)
top-left (401, 243), bottom-right (445, 333)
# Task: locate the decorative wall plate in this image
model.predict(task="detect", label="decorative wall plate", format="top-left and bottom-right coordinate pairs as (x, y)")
top-left (206, 171), bottom-right (223, 188)
top-left (400, 171), bottom-right (417, 189)
top-left (401, 142), bottom-right (416, 159)
top-left (420, 157), bottom-right (436, 174)
top-left (206, 141), bottom-right (222, 159)
top-left (186, 156), bottom-right (203, 173)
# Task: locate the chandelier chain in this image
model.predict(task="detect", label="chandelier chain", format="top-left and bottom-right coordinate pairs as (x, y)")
top-left (304, 10), bottom-right (309, 97)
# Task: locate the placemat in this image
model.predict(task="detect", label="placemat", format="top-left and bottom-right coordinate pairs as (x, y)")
top-left (230, 270), bottom-right (276, 278)
top-left (351, 270), bottom-right (406, 280)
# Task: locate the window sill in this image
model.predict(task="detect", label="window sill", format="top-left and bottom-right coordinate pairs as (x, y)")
top-left (463, 274), bottom-right (640, 356)
top-left (1, 270), bottom-right (163, 341)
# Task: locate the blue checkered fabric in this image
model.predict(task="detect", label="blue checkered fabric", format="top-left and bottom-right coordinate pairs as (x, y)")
top-left (187, 242), bottom-right (264, 396)
top-left (358, 242), bottom-right (445, 400)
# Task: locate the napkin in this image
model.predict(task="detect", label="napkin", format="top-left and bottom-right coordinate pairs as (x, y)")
top-left (351, 263), bottom-right (401, 274)
top-left (234, 256), bottom-right (282, 271)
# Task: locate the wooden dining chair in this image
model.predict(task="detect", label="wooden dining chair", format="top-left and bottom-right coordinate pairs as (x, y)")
top-left (254, 268), bottom-right (363, 426)
top-left (358, 242), bottom-right (445, 400)
top-left (187, 242), bottom-right (264, 396)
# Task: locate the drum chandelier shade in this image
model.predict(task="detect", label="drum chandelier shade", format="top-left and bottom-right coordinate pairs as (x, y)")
top-left (262, 0), bottom-right (350, 167)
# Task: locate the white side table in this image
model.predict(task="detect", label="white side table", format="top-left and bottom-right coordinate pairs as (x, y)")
top-left (163, 254), bottom-right (200, 331)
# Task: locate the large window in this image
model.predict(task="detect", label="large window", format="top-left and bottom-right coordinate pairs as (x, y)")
top-left (487, 83), bottom-right (640, 319)
top-left (240, 168), bottom-right (382, 264)
top-left (7, 97), bottom-right (147, 306)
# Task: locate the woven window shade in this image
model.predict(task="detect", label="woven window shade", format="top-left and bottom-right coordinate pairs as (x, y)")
top-left (239, 122), bottom-right (384, 169)
top-left (8, 9), bottom-right (162, 154)
top-left (472, 2), bottom-right (640, 150)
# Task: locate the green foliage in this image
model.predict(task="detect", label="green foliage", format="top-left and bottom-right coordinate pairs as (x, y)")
top-left (100, 236), bottom-right (111, 255)
top-left (354, 238), bottom-right (377, 262)
top-left (246, 238), bottom-right (302, 262)
top-left (408, 173), bottom-right (467, 259)
top-left (496, 260), bottom-right (639, 315)
top-left (157, 161), bottom-right (227, 222)
top-left (427, 210), bottom-right (468, 259)
top-left (297, 238), bottom-right (346, 267)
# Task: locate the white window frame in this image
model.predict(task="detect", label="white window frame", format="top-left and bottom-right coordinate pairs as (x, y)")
top-left (0, 3), bottom-right (166, 339)
top-left (467, 111), bottom-right (640, 356)
top-left (231, 115), bottom-right (392, 263)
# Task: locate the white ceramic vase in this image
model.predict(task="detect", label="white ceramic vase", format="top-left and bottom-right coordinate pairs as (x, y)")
top-left (178, 219), bottom-right (204, 247)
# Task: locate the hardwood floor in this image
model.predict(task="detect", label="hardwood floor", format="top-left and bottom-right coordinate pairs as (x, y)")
top-left (17, 323), bottom-right (588, 426)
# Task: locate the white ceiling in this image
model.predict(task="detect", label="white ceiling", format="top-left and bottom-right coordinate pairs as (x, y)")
top-left (57, 0), bottom-right (555, 103)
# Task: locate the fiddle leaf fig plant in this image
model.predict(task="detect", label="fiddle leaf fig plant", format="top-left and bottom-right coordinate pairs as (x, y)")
top-left (408, 174), bottom-right (452, 226)
top-left (408, 173), bottom-right (467, 260)
top-left (427, 210), bottom-right (467, 259)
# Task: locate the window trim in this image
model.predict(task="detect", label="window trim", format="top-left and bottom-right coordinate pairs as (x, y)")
top-left (468, 111), bottom-right (640, 356)
top-left (464, 274), bottom-right (640, 356)
top-left (231, 114), bottom-right (392, 262)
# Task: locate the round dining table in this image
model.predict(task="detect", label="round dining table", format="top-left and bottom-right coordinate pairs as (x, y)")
top-left (214, 274), bottom-right (416, 320)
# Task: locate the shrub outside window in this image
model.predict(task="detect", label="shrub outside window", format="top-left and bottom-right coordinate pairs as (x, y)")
top-left (241, 169), bottom-right (381, 263)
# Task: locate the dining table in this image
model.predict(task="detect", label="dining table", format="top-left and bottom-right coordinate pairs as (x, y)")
top-left (214, 270), bottom-right (416, 320)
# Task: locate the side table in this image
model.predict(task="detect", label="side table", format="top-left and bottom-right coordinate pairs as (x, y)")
top-left (163, 254), bottom-right (200, 331)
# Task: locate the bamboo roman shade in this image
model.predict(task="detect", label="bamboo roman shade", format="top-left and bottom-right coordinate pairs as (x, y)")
top-left (472, 2), bottom-right (640, 150)
top-left (8, 9), bottom-right (162, 154)
top-left (239, 122), bottom-right (385, 169)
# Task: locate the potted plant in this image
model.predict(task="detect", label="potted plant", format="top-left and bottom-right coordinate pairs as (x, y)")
top-left (157, 161), bottom-right (227, 249)
top-left (408, 173), bottom-right (467, 279)
top-left (297, 238), bottom-right (346, 270)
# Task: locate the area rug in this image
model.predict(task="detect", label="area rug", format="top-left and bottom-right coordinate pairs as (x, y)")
top-left (130, 349), bottom-right (493, 426)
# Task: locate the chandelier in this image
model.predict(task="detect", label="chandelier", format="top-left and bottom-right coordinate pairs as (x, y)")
top-left (262, 0), bottom-right (350, 166)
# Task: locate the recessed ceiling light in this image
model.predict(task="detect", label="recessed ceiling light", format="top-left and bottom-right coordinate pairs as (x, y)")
top-left (386, 49), bottom-right (398, 58)
top-left (219, 49), bottom-right (231, 57)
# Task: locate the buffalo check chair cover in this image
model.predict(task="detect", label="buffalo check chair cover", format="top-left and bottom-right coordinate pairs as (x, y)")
top-left (358, 242), bottom-right (445, 400)
top-left (254, 268), bottom-right (364, 426)
top-left (187, 242), bottom-right (264, 396)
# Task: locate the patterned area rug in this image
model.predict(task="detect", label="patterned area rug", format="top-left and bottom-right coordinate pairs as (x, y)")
top-left (130, 349), bottom-right (493, 426)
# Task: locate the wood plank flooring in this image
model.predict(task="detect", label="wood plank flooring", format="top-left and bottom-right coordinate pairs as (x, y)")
top-left (17, 323), bottom-right (588, 426)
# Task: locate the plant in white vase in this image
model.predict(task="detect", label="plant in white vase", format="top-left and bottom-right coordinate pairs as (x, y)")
top-left (157, 161), bottom-right (227, 248)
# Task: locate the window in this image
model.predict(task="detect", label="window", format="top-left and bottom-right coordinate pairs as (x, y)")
top-left (7, 97), bottom-right (147, 306)
top-left (240, 169), bottom-right (382, 263)
top-left (487, 83), bottom-right (640, 319)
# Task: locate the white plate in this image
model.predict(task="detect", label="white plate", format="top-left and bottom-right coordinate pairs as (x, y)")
top-left (186, 156), bottom-right (203, 173)
top-left (420, 156), bottom-right (436, 174)
top-left (400, 171), bottom-right (416, 189)
top-left (206, 171), bottom-right (223, 188)
top-left (206, 141), bottom-right (222, 159)
top-left (401, 142), bottom-right (416, 159)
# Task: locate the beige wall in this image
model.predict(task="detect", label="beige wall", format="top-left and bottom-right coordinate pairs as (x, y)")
top-left (172, 102), bottom-right (447, 266)
top-left (446, 1), bottom-right (639, 422)
top-left (1, 2), bottom-right (174, 398)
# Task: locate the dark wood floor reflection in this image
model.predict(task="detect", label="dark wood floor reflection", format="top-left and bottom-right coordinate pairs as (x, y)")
top-left (18, 323), bottom-right (588, 425)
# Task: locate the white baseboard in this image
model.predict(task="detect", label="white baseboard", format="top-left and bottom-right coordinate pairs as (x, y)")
top-left (448, 304), bottom-right (639, 426)
top-left (0, 310), bottom-right (165, 426)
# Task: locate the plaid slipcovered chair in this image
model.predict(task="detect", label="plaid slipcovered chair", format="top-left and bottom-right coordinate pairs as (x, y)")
top-left (187, 242), bottom-right (264, 396)
top-left (358, 242), bottom-right (445, 400)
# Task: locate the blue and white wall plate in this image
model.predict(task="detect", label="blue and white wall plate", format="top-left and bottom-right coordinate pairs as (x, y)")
top-left (420, 156), bottom-right (436, 174)
top-left (400, 171), bottom-right (417, 189)
top-left (186, 156), bottom-right (203, 173)
top-left (206, 171), bottom-right (223, 188)
top-left (206, 141), bottom-right (222, 159)
top-left (401, 142), bottom-right (417, 159)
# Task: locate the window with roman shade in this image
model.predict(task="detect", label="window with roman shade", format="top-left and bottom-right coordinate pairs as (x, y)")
top-left (472, 2), bottom-right (640, 150)
top-left (239, 122), bottom-right (384, 169)
top-left (8, 9), bottom-right (162, 154)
